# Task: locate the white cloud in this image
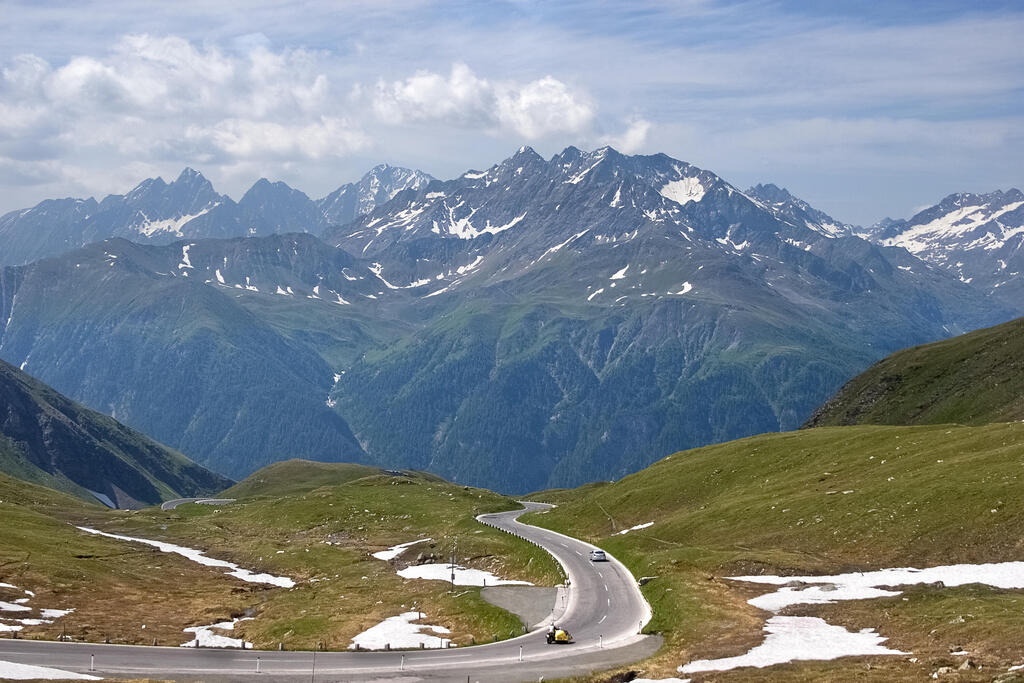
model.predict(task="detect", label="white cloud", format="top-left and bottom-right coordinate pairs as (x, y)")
top-left (372, 63), bottom-right (594, 139)
top-left (373, 63), bottom-right (495, 127)
top-left (599, 118), bottom-right (652, 154)
top-left (185, 117), bottom-right (368, 160)
top-left (495, 76), bottom-right (594, 139)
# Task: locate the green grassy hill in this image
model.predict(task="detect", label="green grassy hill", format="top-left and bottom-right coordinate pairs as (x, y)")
top-left (0, 471), bottom-right (275, 647)
top-left (220, 460), bottom-right (388, 498)
top-left (0, 359), bottom-right (231, 507)
top-left (806, 316), bottom-right (1024, 428)
top-left (529, 423), bottom-right (1024, 680)
top-left (2, 461), bottom-right (560, 652)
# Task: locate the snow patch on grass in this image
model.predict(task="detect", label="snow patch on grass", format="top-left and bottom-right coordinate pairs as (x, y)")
top-left (679, 560), bottom-right (1024, 673)
top-left (680, 616), bottom-right (905, 674)
top-left (397, 563), bottom-right (531, 587)
top-left (0, 660), bottom-right (100, 680)
top-left (731, 561), bottom-right (1024, 612)
top-left (373, 538), bottom-right (432, 561)
top-left (76, 527), bottom-right (296, 588)
top-left (618, 522), bottom-right (653, 535)
top-left (182, 617), bottom-right (254, 649)
top-left (349, 611), bottom-right (452, 650)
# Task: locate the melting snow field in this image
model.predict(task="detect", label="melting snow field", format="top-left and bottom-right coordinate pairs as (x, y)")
top-left (732, 561), bottom-right (1024, 612)
top-left (680, 616), bottom-right (905, 674)
top-left (182, 617), bottom-right (254, 649)
top-left (372, 538), bottom-right (432, 561)
top-left (677, 560), bottom-right (1024, 674)
top-left (349, 611), bottom-right (451, 650)
top-left (0, 660), bottom-right (100, 680)
top-left (397, 562), bottom-right (532, 587)
top-left (76, 527), bottom-right (296, 588)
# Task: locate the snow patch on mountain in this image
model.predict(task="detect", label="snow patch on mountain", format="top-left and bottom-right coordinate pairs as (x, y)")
top-left (660, 177), bottom-right (706, 205)
top-left (882, 200), bottom-right (1024, 260)
top-left (610, 265), bottom-right (629, 280)
top-left (136, 203), bottom-right (219, 238)
top-left (177, 244), bottom-right (194, 269)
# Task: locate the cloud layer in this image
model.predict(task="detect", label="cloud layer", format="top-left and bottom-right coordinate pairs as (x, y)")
top-left (1, 1), bottom-right (1022, 224)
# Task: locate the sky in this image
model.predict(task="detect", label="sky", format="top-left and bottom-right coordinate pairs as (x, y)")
top-left (1, 0), bottom-right (1021, 225)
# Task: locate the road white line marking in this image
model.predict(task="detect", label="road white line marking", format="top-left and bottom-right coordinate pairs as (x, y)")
top-left (597, 571), bottom-right (603, 578)
top-left (607, 597), bottom-right (611, 606)
top-left (559, 542), bottom-right (569, 548)
top-left (604, 584), bottom-right (608, 591)
top-left (598, 614), bottom-right (607, 624)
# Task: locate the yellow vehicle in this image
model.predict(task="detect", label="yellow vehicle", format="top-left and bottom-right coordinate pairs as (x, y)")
top-left (546, 627), bottom-right (573, 644)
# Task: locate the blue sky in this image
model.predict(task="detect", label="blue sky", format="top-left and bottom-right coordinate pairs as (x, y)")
top-left (1, 0), bottom-right (1021, 224)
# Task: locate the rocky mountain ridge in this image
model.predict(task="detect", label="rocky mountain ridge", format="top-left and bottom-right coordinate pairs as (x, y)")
top-left (0, 165), bottom-right (434, 267)
top-left (0, 146), bottom-right (1018, 491)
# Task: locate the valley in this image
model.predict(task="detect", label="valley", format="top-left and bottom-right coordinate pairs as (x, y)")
top-left (1, 311), bottom-right (1023, 681)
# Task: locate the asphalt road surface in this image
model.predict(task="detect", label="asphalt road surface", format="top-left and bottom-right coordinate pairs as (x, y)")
top-left (0, 502), bottom-right (661, 682)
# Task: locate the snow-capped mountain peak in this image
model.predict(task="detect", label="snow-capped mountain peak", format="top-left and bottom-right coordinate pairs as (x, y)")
top-left (873, 188), bottom-right (1024, 301)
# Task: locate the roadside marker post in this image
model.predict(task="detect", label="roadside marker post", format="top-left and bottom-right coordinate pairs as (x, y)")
top-left (519, 645), bottom-right (523, 662)
top-left (89, 654), bottom-right (94, 672)
top-left (599, 634), bottom-right (603, 648)
top-left (256, 656), bottom-right (261, 674)
top-left (400, 655), bottom-right (405, 671)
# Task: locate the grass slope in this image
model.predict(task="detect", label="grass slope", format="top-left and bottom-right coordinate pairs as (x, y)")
top-left (2, 463), bottom-right (561, 652)
top-left (529, 423), bottom-right (1024, 681)
top-left (807, 316), bottom-right (1024, 428)
top-left (0, 471), bottom-right (263, 648)
top-left (219, 460), bottom-right (386, 498)
top-left (0, 359), bottom-right (231, 507)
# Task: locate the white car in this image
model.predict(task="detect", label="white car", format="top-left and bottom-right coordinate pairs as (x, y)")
top-left (589, 549), bottom-right (607, 562)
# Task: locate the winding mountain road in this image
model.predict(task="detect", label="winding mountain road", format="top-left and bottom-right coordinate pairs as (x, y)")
top-left (0, 502), bottom-right (661, 681)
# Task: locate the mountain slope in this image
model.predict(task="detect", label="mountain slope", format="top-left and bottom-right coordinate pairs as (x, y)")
top-left (874, 189), bottom-right (1024, 304)
top-left (0, 235), bottom-right (374, 478)
top-left (323, 146), bottom-right (1013, 490)
top-left (0, 359), bottom-right (230, 507)
top-left (806, 316), bottom-right (1024, 428)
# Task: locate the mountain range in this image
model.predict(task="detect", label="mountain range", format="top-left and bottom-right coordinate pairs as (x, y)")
top-left (0, 146), bottom-right (1018, 491)
top-left (0, 164), bottom-right (433, 267)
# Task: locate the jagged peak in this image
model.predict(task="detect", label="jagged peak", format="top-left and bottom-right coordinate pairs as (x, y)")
top-left (747, 183), bottom-right (798, 204)
top-left (175, 167), bottom-right (206, 182)
top-left (553, 145), bottom-right (585, 164)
